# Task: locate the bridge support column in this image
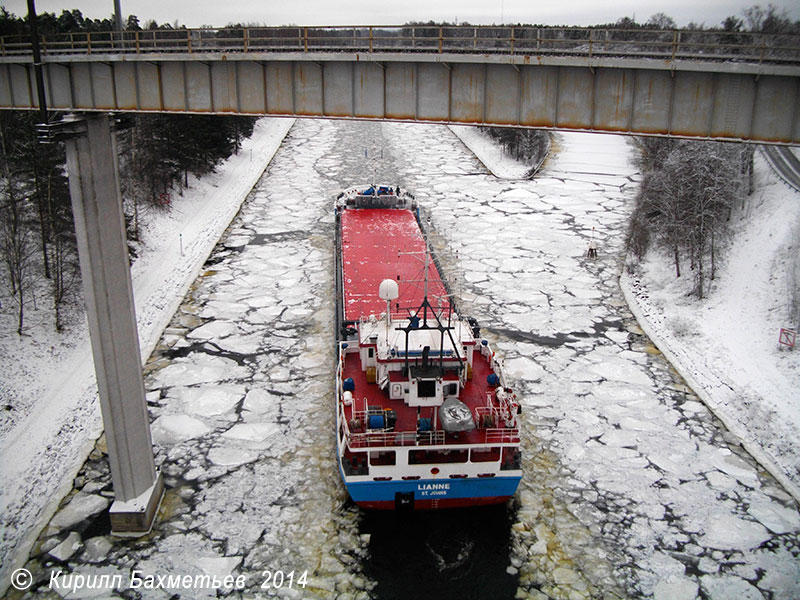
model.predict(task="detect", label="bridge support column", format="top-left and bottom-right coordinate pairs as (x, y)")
top-left (63, 113), bottom-right (163, 535)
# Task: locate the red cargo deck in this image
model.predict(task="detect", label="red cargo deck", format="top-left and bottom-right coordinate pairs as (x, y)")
top-left (340, 208), bottom-right (451, 322)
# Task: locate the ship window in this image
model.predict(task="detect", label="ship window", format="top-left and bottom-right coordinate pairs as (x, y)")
top-left (368, 348), bottom-right (374, 358)
top-left (409, 449), bottom-right (468, 464)
top-left (501, 447), bottom-right (522, 470)
top-left (417, 379), bottom-right (436, 397)
top-left (370, 451), bottom-right (396, 466)
top-left (470, 447), bottom-right (501, 462)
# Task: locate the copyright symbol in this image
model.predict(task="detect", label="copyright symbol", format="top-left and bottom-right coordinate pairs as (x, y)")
top-left (11, 568), bottom-right (33, 590)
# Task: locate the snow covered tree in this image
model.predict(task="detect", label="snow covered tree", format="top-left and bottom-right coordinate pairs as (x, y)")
top-left (0, 112), bottom-right (77, 332)
top-left (627, 138), bottom-right (750, 299)
top-left (478, 126), bottom-right (549, 170)
top-left (0, 114), bottom-right (38, 334)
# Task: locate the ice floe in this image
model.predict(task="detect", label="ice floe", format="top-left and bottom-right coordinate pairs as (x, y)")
top-left (151, 414), bottom-right (212, 444)
top-left (699, 513), bottom-right (771, 550)
top-left (50, 493), bottom-right (110, 530)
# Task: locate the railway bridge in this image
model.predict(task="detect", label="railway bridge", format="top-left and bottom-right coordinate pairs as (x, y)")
top-left (1, 24), bottom-right (798, 538)
top-left (1, 25), bottom-right (799, 142)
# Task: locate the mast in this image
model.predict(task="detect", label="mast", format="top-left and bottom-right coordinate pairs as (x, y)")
top-left (396, 245), bottom-right (463, 370)
top-left (423, 249), bottom-right (429, 326)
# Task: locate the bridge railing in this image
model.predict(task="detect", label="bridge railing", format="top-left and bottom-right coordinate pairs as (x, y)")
top-left (1, 25), bottom-right (798, 66)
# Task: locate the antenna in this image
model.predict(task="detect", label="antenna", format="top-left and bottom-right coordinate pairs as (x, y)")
top-left (365, 144), bottom-right (385, 188)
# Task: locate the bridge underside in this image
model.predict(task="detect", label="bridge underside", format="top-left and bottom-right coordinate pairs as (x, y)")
top-left (2, 53), bottom-right (799, 144)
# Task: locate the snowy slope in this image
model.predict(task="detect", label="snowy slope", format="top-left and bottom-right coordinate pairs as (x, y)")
top-left (0, 117), bottom-right (294, 591)
top-left (448, 125), bottom-right (538, 179)
top-left (621, 151), bottom-right (800, 502)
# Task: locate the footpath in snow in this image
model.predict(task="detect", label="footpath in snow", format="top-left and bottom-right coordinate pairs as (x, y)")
top-left (0, 117), bottom-right (294, 592)
top-left (620, 151), bottom-right (800, 503)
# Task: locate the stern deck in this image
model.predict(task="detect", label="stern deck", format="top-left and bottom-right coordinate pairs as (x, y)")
top-left (340, 350), bottom-right (519, 449)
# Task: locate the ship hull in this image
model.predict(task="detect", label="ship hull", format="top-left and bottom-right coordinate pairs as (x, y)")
top-left (334, 186), bottom-right (522, 510)
top-left (339, 457), bottom-right (521, 510)
top-left (355, 496), bottom-right (514, 510)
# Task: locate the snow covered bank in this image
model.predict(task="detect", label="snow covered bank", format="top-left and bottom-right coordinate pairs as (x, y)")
top-left (0, 117), bottom-right (294, 592)
top-left (448, 124), bottom-right (548, 179)
top-left (621, 151), bottom-right (800, 503)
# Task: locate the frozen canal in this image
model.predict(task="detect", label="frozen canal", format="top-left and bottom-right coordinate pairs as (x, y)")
top-left (19, 120), bottom-right (800, 600)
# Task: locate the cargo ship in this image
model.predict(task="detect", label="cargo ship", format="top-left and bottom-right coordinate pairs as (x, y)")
top-left (334, 185), bottom-right (522, 510)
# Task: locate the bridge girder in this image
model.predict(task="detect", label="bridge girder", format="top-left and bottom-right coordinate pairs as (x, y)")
top-left (1, 52), bottom-right (798, 143)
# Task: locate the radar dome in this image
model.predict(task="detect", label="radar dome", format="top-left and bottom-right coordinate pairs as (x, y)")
top-left (378, 279), bottom-right (399, 301)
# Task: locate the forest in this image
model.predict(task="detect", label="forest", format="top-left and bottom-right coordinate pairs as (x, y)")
top-left (0, 108), bottom-right (256, 334)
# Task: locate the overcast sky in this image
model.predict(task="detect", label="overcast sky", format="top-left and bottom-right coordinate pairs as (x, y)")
top-left (2, 0), bottom-right (799, 29)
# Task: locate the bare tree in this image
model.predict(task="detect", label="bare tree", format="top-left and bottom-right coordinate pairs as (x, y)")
top-left (50, 228), bottom-right (78, 331)
top-left (46, 161), bottom-right (78, 331)
top-left (628, 138), bottom-right (748, 299)
top-left (646, 13), bottom-right (676, 30)
top-left (788, 224), bottom-right (800, 330)
top-left (0, 181), bottom-right (37, 334)
top-left (742, 4), bottom-right (793, 33)
top-left (0, 118), bottom-right (38, 334)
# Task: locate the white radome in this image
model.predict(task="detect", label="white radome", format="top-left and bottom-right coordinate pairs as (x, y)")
top-left (378, 279), bottom-right (399, 301)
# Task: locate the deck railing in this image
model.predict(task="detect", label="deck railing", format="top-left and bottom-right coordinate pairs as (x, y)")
top-left (343, 417), bottom-right (519, 449)
top-left (359, 305), bottom-right (457, 328)
top-left (476, 405), bottom-right (513, 426)
top-left (347, 429), bottom-right (447, 448)
top-left (484, 428), bottom-right (521, 444)
top-left (1, 26), bottom-right (798, 66)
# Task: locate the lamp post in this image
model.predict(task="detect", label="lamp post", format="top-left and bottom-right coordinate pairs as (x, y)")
top-left (114, 0), bottom-right (123, 32)
top-left (25, 0), bottom-right (48, 125)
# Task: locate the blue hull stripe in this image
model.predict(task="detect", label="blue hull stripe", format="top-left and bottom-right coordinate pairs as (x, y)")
top-left (344, 476), bottom-right (521, 502)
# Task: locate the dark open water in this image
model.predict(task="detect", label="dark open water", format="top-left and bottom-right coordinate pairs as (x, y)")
top-left (361, 505), bottom-right (519, 600)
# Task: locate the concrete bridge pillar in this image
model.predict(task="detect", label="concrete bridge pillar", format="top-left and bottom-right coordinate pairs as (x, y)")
top-left (63, 113), bottom-right (163, 535)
